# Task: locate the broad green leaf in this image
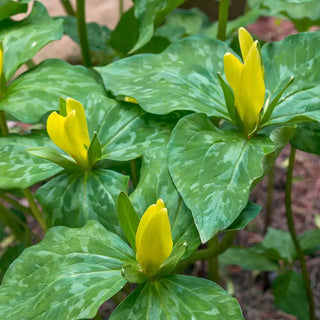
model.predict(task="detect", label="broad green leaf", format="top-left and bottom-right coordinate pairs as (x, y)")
top-left (290, 121), bottom-right (320, 155)
top-left (0, 244), bottom-right (25, 280)
top-left (0, 1), bottom-right (63, 80)
top-left (155, 8), bottom-right (211, 42)
top-left (86, 93), bottom-right (175, 161)
top-left (36, 169), bottom-right (129, 235)
top-left (225, 201), bottom-right (261, 231)
top-left (299, 229), bottom-right (320, 255)
top-left (130, 146), bottom-right (200, 258)
top-left (0, 59), bottom-right (105, 123)
top-left (60, 16), bottom-right (111, 51)
top-left (220, 247), bottom-right (279, 271)
top-left (0, 221), bottom-right (135, 320)
top-left (0, 132), bottom-right (62, 189)
top-left (0, 0), bottom-right (28, 21)
top-left (96, 36), bottom-right (232, 119)
top-left (168, 113), bottom-right (295, 242)
top-left (110, 275), bottom-right (244, 320)
top-left (109, 7), bottom-right (169, 56)
top-left (117, 192), bottom-right (139, 250)
top-left (109, 7), bottom-right (139, 54)
top-left (261, 32), bottom-right (320, 127)
top-left (131, 0), bottom-right (186, 52)
top-left (272, 271), bottom-right (309, 320)
top-left (262, 228), bottom-right (296, 262)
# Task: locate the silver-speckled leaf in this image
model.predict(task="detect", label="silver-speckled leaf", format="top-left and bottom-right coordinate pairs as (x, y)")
top-left (130, 146), bottom-right (200, 258)
top-left (0, 1), bottom-right (63, 80)
top-left (86, 93), bottom-right (176, 161)
top-left (168, 113), bottom-right (295, 242)
top-left (0, 59), bottom-right (105, 123)
top-left (96, 36), bottom-right (232, 119)
top-left (0, 132), bottom-right (62, 189)
top-left (0, 221), bottom-right (135, 320)
top-left (261, 32), bottom-right (320, 127)
top-left (36, 169), bottom-right (129, 235)
top-left (110, 274), bottom-right (244, 319)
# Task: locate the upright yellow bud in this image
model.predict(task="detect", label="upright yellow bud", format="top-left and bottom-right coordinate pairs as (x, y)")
top-left (135, 199), bottom-right (173, 277)
top-left (224, 27), bottom-right (265, 136)
top-left (47, 98), bottom-right (90, 169)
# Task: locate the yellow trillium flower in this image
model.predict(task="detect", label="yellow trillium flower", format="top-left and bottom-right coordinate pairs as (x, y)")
top-left (47, 98), bottom-right (90, 169)
top-left (224, 27), bottom-right (265, 136)
top-left (135, 199), bottom-right (173, 277)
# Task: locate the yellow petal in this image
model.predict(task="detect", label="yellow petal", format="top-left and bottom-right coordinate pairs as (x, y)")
top-left (47, 98), bottom-right (91, 168)
top-left (239, 27), bottom-right (254, 61)
top-left (47, 111), bottom-right (74, 156)
top-left (124, 96), bottom-right (138, 104)
top-left (238, 41), bottom-right (265, 134)
top-left (64, 110), bottom-right (89, 168)
top-left (224, 53), bottom-right (243, 102)
top-left (66, 98), bottom-right (90, 147)
top-left (136, 199), bottom-right (173, 277)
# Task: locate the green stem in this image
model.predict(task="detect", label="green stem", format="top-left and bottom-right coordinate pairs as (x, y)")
top-left (217, 0), bottom-right (230, 41)
top-left (76, 0), bottom-right (92, 67)
top-left (61, 0), bottom-right (75, 16)
top-left (264, 164), bottom-right (275, 234)
top-left (285, 147), bottom-right (315, 320)
top-left (207, 235), bottom-right (219, 283)
top-left (22, 188), bottom-right (47, 232)
top-left (119, 0), bottom-right (124, 16)
top-left (175, 231), bottom-right (237, 273)
top-left (130, 159), bottom-right (138, 187)
top-left (0, 194), bottom-right (32, 215)
top-left (0, 110), bottom-right (8, 136)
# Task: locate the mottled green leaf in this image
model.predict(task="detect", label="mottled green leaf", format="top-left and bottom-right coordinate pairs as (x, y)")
top-left (262, 228), bottom-right (296, 262)
top-left (290, 121), bottom-right (320, 155)
top-left (299, 229), bottom-right (320, 255)
top-left (225, 201), bottom-right (261, 231)
top-left (36, 169), bottom-right (129, 235)
top-left (272, 271), bottom-right (309, 320)
top-left (0, 221), bottom-right (135, 320)
top-left (261, 32), bottom-right (320, 127)
top-left (110, 275), bottom-right (244, 320)
top-left (0, 132), bottom-right (62, 189)
top-left (96, 36), bottom-right (232, 119)
top-left (130, 146), bottom-right (200, 257)
top-left (86, 93), bottom-right (175, 161)
top-left (0, 59), bottom-right (105, 123)
top-left (168, 113), bottom-right (295, 242)
top-left (220, 247), bottom-right (279, 271)
top-left (0, 1), bottom-right (63, 80)
top-left (131, 0), bottom-right (186, 52)
top-left (0, 0), bottom-right (28, 21)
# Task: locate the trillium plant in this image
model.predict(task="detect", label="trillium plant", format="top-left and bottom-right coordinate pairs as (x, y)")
top-left (0, 0), bottom-right (319, 319)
